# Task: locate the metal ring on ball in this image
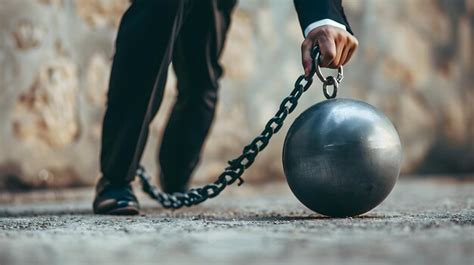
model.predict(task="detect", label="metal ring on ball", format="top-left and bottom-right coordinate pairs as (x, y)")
top-left (313, 48), bottom-right (344, 84)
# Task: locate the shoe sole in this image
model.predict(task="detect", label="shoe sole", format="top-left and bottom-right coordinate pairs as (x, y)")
top-left (94, 199), bottom-right (140, 215)
top-left (107, 206), bottom-right (140, 215)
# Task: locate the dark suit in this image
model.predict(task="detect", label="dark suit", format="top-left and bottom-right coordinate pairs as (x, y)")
top-left (294, 0), bottom-right (352, 34)
top-left (99, 0), bottom-right (351, 192)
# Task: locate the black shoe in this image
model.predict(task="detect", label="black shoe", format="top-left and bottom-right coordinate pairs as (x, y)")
top-left (93, 178), bottom-right (140, 215)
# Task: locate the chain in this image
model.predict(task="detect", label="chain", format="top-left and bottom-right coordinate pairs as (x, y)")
top-left (312, 48), bottom-right (343, 99)
top-left (137, 47), bottom-right (343, 209)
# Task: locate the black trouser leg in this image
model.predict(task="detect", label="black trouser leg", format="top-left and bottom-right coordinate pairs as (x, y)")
top-left (158, 0), bottom-right (236, 193)
top-left (99, 0), bottom-right (190, 188)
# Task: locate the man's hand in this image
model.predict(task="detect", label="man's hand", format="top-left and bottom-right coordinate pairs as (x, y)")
top-left (301, 25), bottom-right (358, 77)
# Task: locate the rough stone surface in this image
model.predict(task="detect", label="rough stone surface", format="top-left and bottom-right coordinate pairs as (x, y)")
top-left (0, 179), bottom-right (473, 265)
top-left (0, 0), bottom-right (473, 189)
top-left (12, 58), bottom-right (79, 148)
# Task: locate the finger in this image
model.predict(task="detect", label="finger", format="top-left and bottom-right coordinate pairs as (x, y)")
top-left (329, 37), bottom-right (346, 68)
top-left (318, 36), bottom-right (336, 68)
top-left (301, 39), bottom-right (314, 77)
top-left (339, 42), bottom-right (351, 66)
top-left (342, 45), bottom-right (355, 66)
top-left (343, 37), bottom-right (358, 65)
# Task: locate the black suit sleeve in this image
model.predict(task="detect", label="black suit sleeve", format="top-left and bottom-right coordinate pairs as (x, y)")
top-left (294, 0), bottom-right (353, 35)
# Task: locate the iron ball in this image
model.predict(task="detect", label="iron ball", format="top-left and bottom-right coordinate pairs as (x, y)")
top-left (283, 98), bottom-right (402, 217)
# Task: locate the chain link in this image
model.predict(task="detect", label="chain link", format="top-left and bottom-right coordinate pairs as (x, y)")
top-left (312, 47), bottom-right (343, 99)
top-left (137, 46), bottom-right (343, 209)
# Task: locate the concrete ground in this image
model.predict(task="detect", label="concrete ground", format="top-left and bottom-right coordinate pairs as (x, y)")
top-left (0, 178), bottom-right (473, 265)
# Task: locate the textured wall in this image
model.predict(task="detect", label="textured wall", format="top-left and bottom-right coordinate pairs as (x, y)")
top-left (0, 0), bottom-right (472, 190)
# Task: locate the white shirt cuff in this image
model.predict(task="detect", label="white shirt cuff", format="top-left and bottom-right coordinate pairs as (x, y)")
top-left (304, 19), bottom-right (347, 37)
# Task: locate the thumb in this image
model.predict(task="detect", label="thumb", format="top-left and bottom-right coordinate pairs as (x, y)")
top-left (301, 39), bottom-right (314, 77)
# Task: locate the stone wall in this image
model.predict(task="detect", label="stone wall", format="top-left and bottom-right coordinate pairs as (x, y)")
top-left (0, 0), bottom-right (472, 190)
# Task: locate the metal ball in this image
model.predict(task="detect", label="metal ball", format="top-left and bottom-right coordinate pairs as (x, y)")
top-left (283, 98), bottom-right (402, 217)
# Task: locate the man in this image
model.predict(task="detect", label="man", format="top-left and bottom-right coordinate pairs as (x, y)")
top-left (93, 0), bottom-right (358, 215)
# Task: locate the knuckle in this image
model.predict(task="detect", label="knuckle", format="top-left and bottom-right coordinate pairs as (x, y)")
top-left (336, 33), bottom-right (345, 42)
top-left (349, 36), bottom-right (359, 46)
top-left (354, 38), bottom-right (359, 48)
